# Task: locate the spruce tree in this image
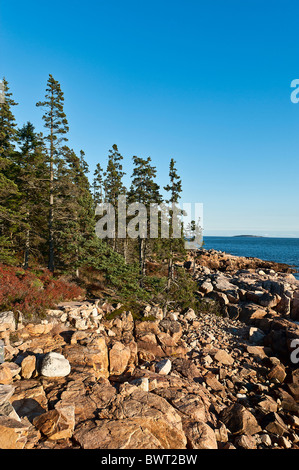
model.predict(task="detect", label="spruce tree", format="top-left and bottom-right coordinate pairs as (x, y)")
top-left (58, 147), bottom-right (95, 276)
top-left (36, 74), bottom-right (69, 271)
top-left (13, 122), bottom-right (48, 267)
top-left (163, 158), bottom-right (185, 290)
top-left (0, 77), bottom-right (18, 159)
top-left (0, 78), bottom-right (20, 263)
top-left (93, 162), bottom-right (104, 206)
top-left (103, 144), bottom-right (126, 251)
top-left (128, 156), bottom-right (162, 286)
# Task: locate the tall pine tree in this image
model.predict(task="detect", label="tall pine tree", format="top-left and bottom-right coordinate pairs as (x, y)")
top-left (103, 144), bottom-right (126, 251)
top-left (0, 77), bottom-right (20, 263)
top-left (163, 158), bottom-right (185, 289)
top-left (36, 74), bottom-right (69, 272)
top-left (128, 156), bottom-right (162, 286)
top-left (93, 162), bottom-right (104, 207)
top-left (13, 122), bottom-right (48, 267)
top-left (56, 147), bottom-right (95, 276)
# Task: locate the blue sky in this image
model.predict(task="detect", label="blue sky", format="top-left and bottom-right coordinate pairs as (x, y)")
top-left (1, 0), bottom-right (299, 236)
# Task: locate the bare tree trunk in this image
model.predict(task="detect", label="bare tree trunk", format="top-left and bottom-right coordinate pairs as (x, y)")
top-left (48, 102), bottom-right (55, 272)
top-left (48, 151), bottom-right (54, 272)
top-left (167, 254), bottom-right (173, 290)
top-left (24, 210), bottom-right (30, 269)
top-left (139, 238), bottom-right (147, 287)
top-left (123, 237), bottom-right (128, 264)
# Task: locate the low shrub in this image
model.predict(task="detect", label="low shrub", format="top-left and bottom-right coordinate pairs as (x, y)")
top-left (0, 264), bottom-right (85, 319)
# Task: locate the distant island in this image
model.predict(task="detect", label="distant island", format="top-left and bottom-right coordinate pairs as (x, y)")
top-left (233, 235), bottom-right (265, 238)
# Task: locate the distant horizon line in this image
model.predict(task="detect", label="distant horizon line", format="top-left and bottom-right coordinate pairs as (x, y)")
top-left (203, 233), bottom-right (299, 239)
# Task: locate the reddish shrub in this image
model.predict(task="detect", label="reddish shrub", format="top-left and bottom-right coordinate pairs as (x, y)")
top-left (0, 264), bottom-right (85, 318)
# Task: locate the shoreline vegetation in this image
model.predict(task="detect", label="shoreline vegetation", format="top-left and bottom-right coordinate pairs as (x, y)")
top-left (0, 74), bottom-right (201, 314)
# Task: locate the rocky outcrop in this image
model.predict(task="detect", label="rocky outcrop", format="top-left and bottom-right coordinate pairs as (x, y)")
top-left (0, 249), bottom-right (299, 450)
top-left (185, 249), bottom-right (299, 363)
top-left (194, 248), bottom-right (298, 274)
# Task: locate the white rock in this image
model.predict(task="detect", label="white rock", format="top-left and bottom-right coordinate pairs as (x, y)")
top-left (46, 309), bottom-right (63, 317)
top-left (260, 434), bottom-right (272, 446)
top-left (0, 311), bottom-right (16, 332)
top-left (184, 308), bottom-right (197, 321)
top-left (107, 329), bottom-right (116, 337)
top-left (41, 352), bottom-right (71, 377)
top-left (74, 318), bottom-right (88, 330)
top-left (155, 358), bottom-right (172, 375)
top-left (167, 313), bottom-right (178, 321)
top-left (80, 309), bottom-right (91, 319)
top-left (130, 377), bottom-right (149, 392)
top-left (60, 313), bottom-right (68, 322)
top-left (0, 385), bottom-right (15, 405)
top-left (91, 308), bottom-right (99, 317)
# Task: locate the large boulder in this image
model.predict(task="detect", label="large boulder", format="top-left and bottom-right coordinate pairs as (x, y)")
top-left (109, 342), bottom-right (131, 375)
top-left (182, 418), bottom-right (217, 449)
top-left (73, 418), bottom-right (164, 449)
top-left (0, 416), bottom-right (29, 449)
top-left (10, 380), bottom-right (48, 422)
top-left (40, 352), bottom-right (71, 378)
top-left (84, 389), bottom-right (188, 449)
top-left (219, 403), bottom-right (261, 436)
top-left (63, 335), bottom-right (109, 379)
top-left (59, 378), bottom-right (116, 425)
top-left (33, 403), bottom-right (75, 440)
top-left (291, 291), bottom-right (299, 321)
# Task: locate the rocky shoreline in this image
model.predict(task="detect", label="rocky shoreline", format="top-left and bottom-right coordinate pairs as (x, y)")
top-left (0, 248), bottom-right (299, 449)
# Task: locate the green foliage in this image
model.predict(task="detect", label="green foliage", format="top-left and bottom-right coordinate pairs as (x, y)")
top-left (93, 162), bottom-right (104, 206)
top-left (103, 144), bottom-right (126, 206)
top-left (105, 300), bottom-right (151, 322)
top-left (0, 77), bottom-right (18, 158)
top-left (84, 237), bottom-right (150, 301)
top-left (167, 267), bottom-right (200, 311)
top-left (0, 78), bottom-right (21, 262)
top-left (36, 74), bottom-right (69, 272)
top-left (197, 297), bottom-right (222, 316)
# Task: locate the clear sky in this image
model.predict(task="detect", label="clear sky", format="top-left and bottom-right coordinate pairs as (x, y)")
top-left (1, 0), bottom-right (299, 236)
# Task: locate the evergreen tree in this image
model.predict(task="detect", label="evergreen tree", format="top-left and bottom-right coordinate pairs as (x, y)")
top-left (128, 156), bottom-right (162, 286)
top-left (36, 74), bottom-right (69, 271)
top-left (0, 77), bottom-right (18, 158)
top-left (103, 144), bottom-right (125, 207)
top-left (163, 158), bottom-right (185, 290)
top-left (56, 147), bottom-right (95, 276)
top-left (13, 122), bottom-right (48, 267)
top-left (0, 78), bottom-right (20, 263)
top-left (93, 162), bottom-right (104, 206)
top-left (103, 144), bottom-right (126, 251)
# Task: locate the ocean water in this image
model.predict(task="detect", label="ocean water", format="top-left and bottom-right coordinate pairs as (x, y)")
top-left (202, 236), bottom-right (299, 280)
